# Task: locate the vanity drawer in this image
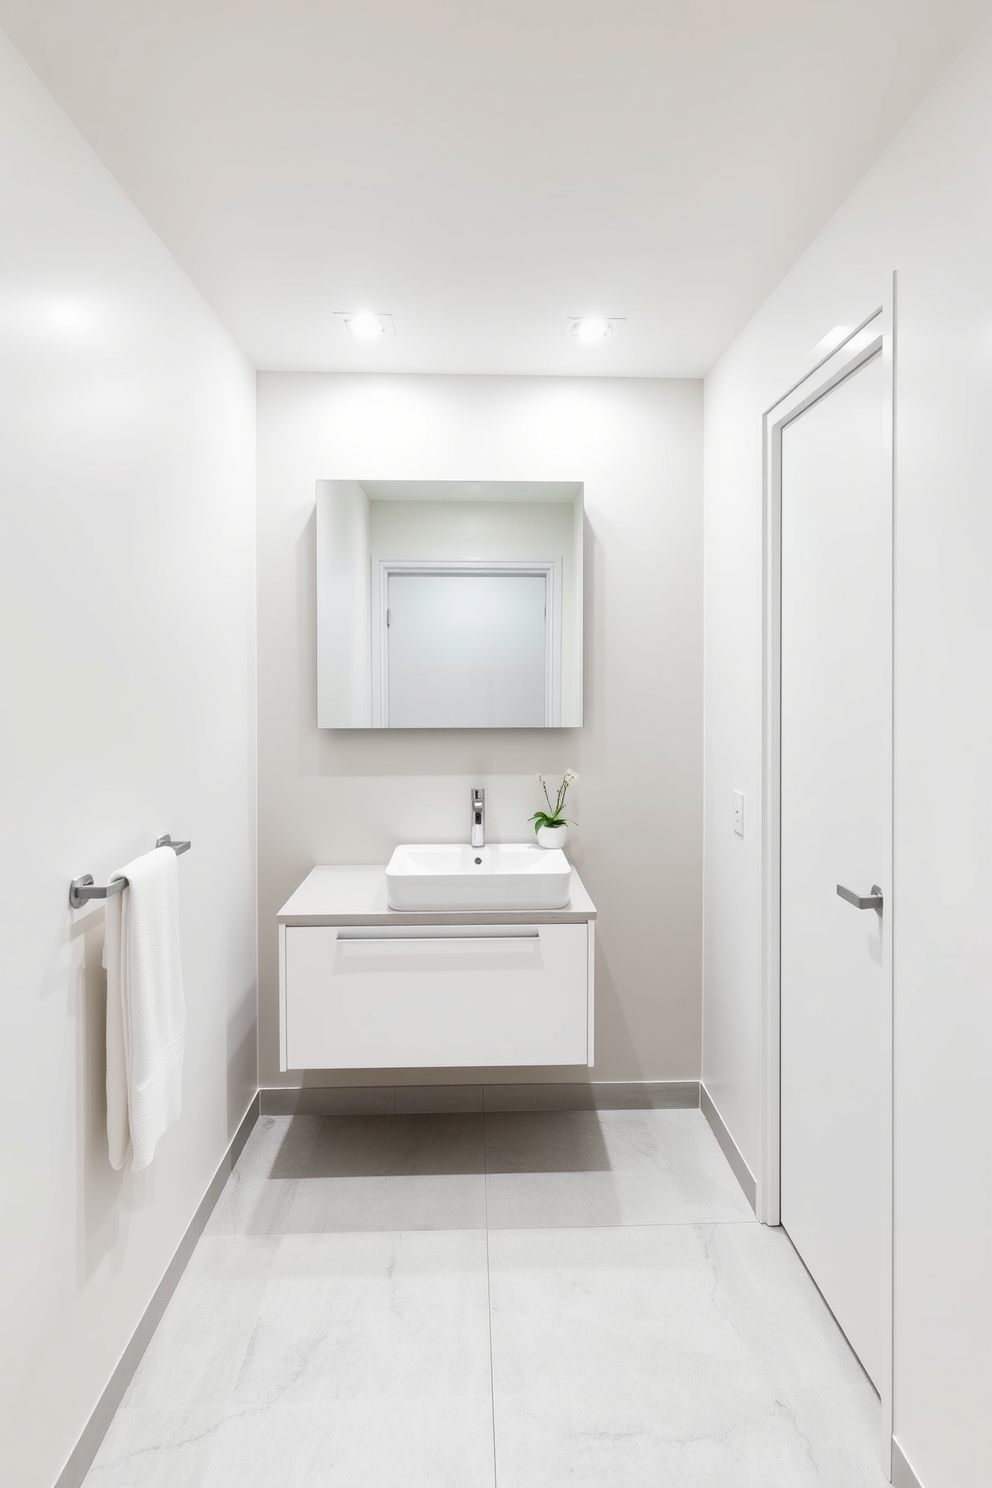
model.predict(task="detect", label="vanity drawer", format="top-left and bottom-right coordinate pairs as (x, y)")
top-left (280, 922), bottom-right (593, 1070)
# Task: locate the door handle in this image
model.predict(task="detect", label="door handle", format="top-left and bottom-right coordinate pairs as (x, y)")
top-left (836, 883), bottom-right (883, 916)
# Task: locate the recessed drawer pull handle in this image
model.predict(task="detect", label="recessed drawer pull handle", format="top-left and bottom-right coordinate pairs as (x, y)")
top-left (336, 933), bottom-right (540, 945)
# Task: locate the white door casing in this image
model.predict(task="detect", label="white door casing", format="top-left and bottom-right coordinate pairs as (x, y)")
top-left (761, 299), bottom-right (894, 1468)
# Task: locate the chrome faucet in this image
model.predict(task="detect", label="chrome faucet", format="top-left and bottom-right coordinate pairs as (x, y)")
top-left (470, 787), bottom-right (485, 848)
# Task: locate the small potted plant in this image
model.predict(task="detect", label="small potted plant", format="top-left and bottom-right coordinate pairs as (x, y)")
top-left (529, 769), bottom-right (577, 848)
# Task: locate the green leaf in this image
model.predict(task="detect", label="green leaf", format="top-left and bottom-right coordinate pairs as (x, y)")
top-left (528, 808), bottom-right (576, 833)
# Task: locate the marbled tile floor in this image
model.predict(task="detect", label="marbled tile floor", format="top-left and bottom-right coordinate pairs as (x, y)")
top-left (84, 1107), bottom-right (888, 1487)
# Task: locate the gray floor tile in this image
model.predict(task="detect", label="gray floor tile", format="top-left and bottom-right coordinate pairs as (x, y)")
top-left (199, 1400), bottom-right (495, 1488)
top-left (484, 1108), bottom-right (754, 1228)
top-left (302, 1112), bottom-right (485, 1177)
top-left (198, 1406), bottom-right (324, 1488)
top-left (693, 1221), bottom-right (873, 1391)
top-left (485, 1168), bottom-right (683, 1229)
top-left (490, 1390), bottom-right (815, 1488)
top-left (232, 1231), bottom-right (492, 1408)
top-left (123, 1239), bottom-right (278, 1410)
top-left (181, 1234), bottom-right (284, 1284)
top-left (285, 1172), bottom-right (487, 1232)
top-left (651, 1109), bottom-right (757, 1219)
top-left (201, 1170), bottom-right (298, 1236)
top-left (766, 1385), bottom-right (890, 1487)
top-left (231, 1114), bottom-right (320, 1179)
top-left (86, 1106), bottom-right (884, 1488)
top-left (83, 1409), bottom-right (223, 1488)
top-left (487, 1224), bottom-right (886, 1488)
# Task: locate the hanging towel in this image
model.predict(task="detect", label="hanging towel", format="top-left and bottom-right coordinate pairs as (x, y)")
top-left (104, 846), bottom-right (185, 1172)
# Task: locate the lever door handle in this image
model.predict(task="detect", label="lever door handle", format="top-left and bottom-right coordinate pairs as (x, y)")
top-left (836, 883), bottom-right (883, 915)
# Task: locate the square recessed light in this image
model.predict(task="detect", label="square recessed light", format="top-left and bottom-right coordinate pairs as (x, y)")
top-left (564, 316), bottom-right (625, 344)
top-left (335, 311), bottom-right (395, 341)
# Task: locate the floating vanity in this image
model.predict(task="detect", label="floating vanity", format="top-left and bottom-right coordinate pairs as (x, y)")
top-left (277, 863), bottom-right (596, 1071)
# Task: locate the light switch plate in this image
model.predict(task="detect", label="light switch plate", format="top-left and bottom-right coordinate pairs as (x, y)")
top-left (733, 791), bottom-right (744, 837)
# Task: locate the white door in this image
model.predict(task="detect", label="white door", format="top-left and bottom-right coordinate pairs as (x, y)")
top-left (386, 571), bottom-right (548, 727)
top-left (779, 346), bottom-right (890, 1389)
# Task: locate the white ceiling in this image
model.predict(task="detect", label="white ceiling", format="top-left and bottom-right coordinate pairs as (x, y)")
top-left (2, 0), bottom-right (989, 376)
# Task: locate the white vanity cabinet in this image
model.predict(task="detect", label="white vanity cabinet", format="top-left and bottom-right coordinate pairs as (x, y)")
top-left (277, 866), bottom-right (596, 1070)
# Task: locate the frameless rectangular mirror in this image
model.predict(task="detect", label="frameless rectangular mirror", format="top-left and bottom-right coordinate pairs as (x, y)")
top-left (316, 480), bottom-right (583, 728)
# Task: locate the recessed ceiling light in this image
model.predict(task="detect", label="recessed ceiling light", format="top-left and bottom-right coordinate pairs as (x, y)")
top-left (335, 311), bottom-right (395, 341)
top-left (564, 315), bottom-right (625, 344)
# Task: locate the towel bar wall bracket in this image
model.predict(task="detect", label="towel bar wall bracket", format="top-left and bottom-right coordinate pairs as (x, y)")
top-left (69, 836), bottom-right (191, 909)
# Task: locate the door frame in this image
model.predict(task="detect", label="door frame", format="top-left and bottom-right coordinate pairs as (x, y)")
top-left (371, 556), bottom-right (562, 727)
top-left (759, 288), bottom-right (895, 1470)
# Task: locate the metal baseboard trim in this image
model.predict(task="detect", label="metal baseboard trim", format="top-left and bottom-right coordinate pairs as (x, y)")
top-left (261, 1080), bottom-right (701, 1116)
top-left (892, 1439), bottom-right (924, 1488)
top-left (699, 1083), bottom-right (757, 1211)
top-left (54, 1094), bottom-right (260, 1488)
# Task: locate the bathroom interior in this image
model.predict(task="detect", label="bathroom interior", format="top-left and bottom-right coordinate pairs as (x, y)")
top-left (2, 4), bottom-right (991, 1487)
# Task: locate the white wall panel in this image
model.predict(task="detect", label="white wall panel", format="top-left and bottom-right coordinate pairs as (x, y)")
top-left (0, 32), bottom-right (257, 1488)
top-left (703, 23), bottom-right (992, 1485)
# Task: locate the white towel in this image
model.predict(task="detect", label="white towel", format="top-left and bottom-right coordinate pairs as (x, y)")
top-left (104, 846), bottom-right (185, 1172)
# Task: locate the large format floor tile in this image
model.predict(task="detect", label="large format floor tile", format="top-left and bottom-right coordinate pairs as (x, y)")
top-left (83, 1104), bottom-right (886, 1488)
top-left (212, 1230), bottom-right (496, 1486)
top-left (84, 1409), bottom-right (224, 1488)
top-left (693, 1221), bottom-right (873, 1392)
top-left (484, 1108), bottom-right (755, 1228)
top-left (232, 1230), bottom-right (491, 1408)
top-left (487, 1224), bottom-right (888, 1488)
top-left (284, 1171), bottom-right (487, 1232)
top-left (198, 1399), bottom-right (496, 1488)
top-left (206, 1113), bottom-right (489, 1235)
top-left (302, 1113), bottom-right (486, 1178)
top-left (290, 1112), bottom-right (488, 1232)
top-left (232, 1114), bottom-right (322, 1180)
top-left (202, 1168), bottom-right (299, 1237)
top-left (122, 1238), bottom-right (278, 1411)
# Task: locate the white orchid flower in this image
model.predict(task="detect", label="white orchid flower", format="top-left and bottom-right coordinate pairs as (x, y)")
top-left (531, 768), bottom-right (577, 832)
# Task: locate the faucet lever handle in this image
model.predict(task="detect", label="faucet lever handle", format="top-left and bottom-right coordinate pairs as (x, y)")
top-left (470, 787), bottom-right (486, 846)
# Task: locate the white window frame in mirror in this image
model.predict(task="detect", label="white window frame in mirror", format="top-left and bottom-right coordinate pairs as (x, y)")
top-left (370, 557), bottom-right (562, 728)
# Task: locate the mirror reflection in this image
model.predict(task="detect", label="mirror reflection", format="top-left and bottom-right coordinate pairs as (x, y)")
top-left (316, 480), bottom-right (584, 728)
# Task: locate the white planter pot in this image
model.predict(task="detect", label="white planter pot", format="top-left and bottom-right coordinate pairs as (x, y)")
top-left (536, 824), bottom-right (568, 849)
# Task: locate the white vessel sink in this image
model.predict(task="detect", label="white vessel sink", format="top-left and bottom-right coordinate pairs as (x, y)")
top-left (385, 842), bottom-right (572, 912)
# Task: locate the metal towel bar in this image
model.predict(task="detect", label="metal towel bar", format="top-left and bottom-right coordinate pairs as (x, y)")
top-left (69, 835), bottom-right (191, 909)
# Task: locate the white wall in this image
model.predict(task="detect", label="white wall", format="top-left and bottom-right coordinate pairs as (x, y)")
top-left (0, 32), bottom-right (257, 1488)
top-left (257, 372), bottom-right (703, 1090)
top-left (702, 23), bottom-right (992, 1487)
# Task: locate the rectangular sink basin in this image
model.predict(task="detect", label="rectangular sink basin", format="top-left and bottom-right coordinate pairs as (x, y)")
top-left (385, 843), bottom-right (572, 912)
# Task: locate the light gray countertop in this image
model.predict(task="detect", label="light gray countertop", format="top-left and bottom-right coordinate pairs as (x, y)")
top-left (277, 864), bottom-right (597, 926)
